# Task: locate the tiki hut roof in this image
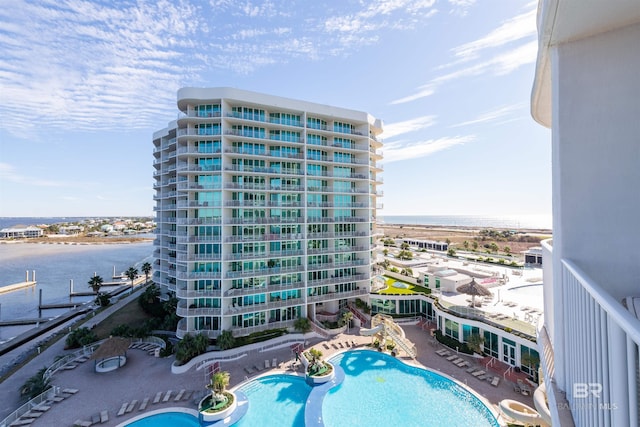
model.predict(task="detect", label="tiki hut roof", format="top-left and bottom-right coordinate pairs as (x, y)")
top-left (90, 337), bottom-right (131, 361)
top-left (456, 278), bottom-right (493, 297)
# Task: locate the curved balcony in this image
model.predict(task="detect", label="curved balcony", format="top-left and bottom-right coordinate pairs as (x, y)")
top-left (176, 286), bottom-right (222, 299)
top-left (224, 233), bottom-right (303, 243)
top-left (307, 259), bottom-right (367, 271)
top-left (307, 287), bottom-right (367, 303)
top-left (176, 271), bottom-right (222, 280)
top-left (223, 217), bottom-right (301, 225)
top-left (224, 281), bottom-right (305, 297)
top-left (176, 235), bottom-right (222, 244)
top-left (176, 217), bottom-right (222, 225)
top-left (223, 249), bottom-right (303, 261)
top-left (307, 273), bottom-right (368, 287)
top-left (176, 319), bottom-right (220, 340)
top-left (224, 265), bottom-right (304, 279)
top-left (177, 301), bottom-right (222, 317)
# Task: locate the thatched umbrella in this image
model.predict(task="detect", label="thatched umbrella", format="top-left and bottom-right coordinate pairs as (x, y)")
top-left (90, 336), bottom-right (131, 362)
top-left (456, 278), bottom-right (492, 308)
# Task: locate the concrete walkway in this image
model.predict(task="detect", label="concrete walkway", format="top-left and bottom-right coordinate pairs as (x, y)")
top-left (0, 284), bottom-right (147, 422)
top-left (2, 307), bottom-right (536, 426)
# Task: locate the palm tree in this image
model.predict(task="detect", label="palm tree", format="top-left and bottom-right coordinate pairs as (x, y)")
top-left (125, 267), bottom-right (138, 290)
top-left (88, 275), bottom-right (104, 295)
top-left (194, 332), bottom-right (210, 355)
top-left (141, 262), bottom-right (152, 283)
top-left (207, 371), bottom-right (230, 404)
top-left (20, 367), bottom-right (51, 399)
top-left (466, 334), bottom-right (485, 354)
top-left (293, 317), bottom-right (312, 333)
top-left (217, 330), bottom-right (235, 350)
top-left (341, 311), bottom-right (353, 332)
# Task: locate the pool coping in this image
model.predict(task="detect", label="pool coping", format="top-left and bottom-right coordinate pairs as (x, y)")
top-left (114, 407), bottom-right (200, 427)
top-left (304, 364), bottom-right (345, 426)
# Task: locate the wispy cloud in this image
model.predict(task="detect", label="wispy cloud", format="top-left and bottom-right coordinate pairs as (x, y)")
top-left (382, 115), bottom-right (437, 139)
top-left (0, 0), bottom-right (443, 137)
top-left (391, 3), bottom-right (537, 104)
top-left (383, 135), bottom-right (475, 163)
top-left (0, 162), bottom-right (71, 187)
top-left (451, 103), bottom-right (525, 127)
top-left (452, 8), bottom-right (536, 60)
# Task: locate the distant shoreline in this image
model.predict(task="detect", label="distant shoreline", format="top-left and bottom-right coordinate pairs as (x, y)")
top-left (0, 237), bottom-right (153, 245)
top-left (379, 222), bottom-right (552, 234)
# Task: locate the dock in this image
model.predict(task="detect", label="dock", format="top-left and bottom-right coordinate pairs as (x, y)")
top-left (0, 318), bottom-right (50, 327)
top-left (0, 281), bottom-right (36, 295)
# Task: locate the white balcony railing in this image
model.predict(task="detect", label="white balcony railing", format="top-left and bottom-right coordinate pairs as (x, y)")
top-left (559, 259), bottom-right (640, 427)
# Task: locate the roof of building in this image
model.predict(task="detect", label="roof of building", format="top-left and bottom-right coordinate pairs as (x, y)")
top-left (531, 0), bottom-right (640, 126)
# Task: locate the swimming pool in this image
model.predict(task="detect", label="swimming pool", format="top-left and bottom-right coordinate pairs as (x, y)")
top-left (124, 411), bottom-right (199, 427)
top-left (230, 350), bottom-right (497, 427)
top-left (232, 374), bottom-right (311, 426)
top-left (124, 350), bottom-right (498, 427)
top-left (323, 350), bottom-right (499, 427)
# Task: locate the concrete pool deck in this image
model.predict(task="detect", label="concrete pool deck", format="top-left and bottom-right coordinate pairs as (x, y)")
top-left (12, 323), bottom-right (535, 426)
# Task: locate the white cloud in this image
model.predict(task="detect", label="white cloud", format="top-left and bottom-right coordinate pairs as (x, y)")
top-left (451, 103), bottom-right (525, 127)
top-left (0, 162), bottom-right (70, 187)
top-left (382, 135), bottom-right (475, 163)
top-left (383, 115), bottom-right (437, 139)
top-left (452, 8), bottom-right (536, 60)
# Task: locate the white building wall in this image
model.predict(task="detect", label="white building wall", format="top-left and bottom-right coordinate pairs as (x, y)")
top-left (553, 22), bottom-right (640, 302)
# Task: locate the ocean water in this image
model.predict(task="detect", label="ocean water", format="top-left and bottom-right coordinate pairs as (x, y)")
top-left (0, 241), bottom-right (153, 341)
top-left (380, 214), bottom-right (551, 230)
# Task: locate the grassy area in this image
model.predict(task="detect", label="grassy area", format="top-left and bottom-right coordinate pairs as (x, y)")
top-left (376, 277), bottom-right (431, 295)
top-left (91, 298), bottom-right (153, 339)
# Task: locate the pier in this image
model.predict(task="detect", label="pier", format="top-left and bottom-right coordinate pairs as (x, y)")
top-left (0, 271), bottom-right (37, 295)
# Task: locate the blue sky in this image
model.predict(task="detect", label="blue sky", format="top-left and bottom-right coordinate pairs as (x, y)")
top-left (0, 0), bottom-right (550, 219)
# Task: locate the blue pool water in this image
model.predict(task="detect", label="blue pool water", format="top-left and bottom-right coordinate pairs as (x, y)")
top-left (232, 375), bottom-right (311, 426)
top-left (125, 411), bottom-right (199, 427)
top-left (126, 351), bottom-right (498, 427)
top-left (323, 350), bottom-right (499, 427)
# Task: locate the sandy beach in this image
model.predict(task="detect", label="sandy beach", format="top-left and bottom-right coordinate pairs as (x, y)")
top-left (379, 223), bottom-right (551, 255)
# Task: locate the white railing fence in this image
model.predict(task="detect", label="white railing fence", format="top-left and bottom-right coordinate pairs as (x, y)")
top-left (562, 259), bottom-right (640, 427)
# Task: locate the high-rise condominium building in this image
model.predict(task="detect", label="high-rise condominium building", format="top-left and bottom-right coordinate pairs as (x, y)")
top-left (531, 1), bottom-right (640, 426)
top-left (153, 87), bottom-right (383, 340)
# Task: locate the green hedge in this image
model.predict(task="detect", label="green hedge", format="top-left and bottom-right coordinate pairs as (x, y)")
top-left (434, 330), bottom-right (474, 355)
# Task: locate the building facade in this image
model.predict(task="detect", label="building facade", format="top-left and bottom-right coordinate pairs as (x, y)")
top-left (531, 1), bottom-right (640, 426)
top-left (153, 87), bottom-right (383, 340)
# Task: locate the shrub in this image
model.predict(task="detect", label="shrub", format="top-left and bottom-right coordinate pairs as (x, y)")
top-left (433, 330), bottom-right (473, 355)
top-left (65, 327), bottom-right (97, 349)
top-left (20, 368), bottom-right (51, 400)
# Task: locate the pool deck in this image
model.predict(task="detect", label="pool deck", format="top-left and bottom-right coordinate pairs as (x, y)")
top-left (16, 323), bottom-right (536, 426)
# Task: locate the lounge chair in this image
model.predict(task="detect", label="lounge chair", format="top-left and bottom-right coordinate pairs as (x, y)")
top-left (456, 360), bottom-right (469, 368)
top-left (117, 403), bottom-right (128, 416)
top-left (471, 370), bottom-right (485, 377)
top-left (72, 420), bottom-right (90, 427)
top-left (272, 358), bottom-right (277, 367)
top-left (10, 419), bottom-right (34, 426)
top-left (351, 340), bottom-right (357, 347)
top-left (174, 390), bottom-right (185, 401)
top-left (322, 343), bottom-right (330, 350)
top-left (466, 366), bottom-right (477, 373)
top-left (491, 376), bottom-right (500, 387)
top-left (162, 391), bottom-right (172, 402)
top-left (244, 366), bottom-right (255, 374)
top-left (446, 355), bottom-right (458, 361)
top-left (100, 410), bottom-right (109, 423)
top-left (126, 400), bottom-right (137, 412)
top-left (152, 392), bottom-right (162, 404)
top-left (264, 360), bottom-right (270, 369)
top-left (513, 383), bottom-right (521, 393)
top-left (139, 397), bottom-right (149, 410)
top-left (62, 388), bottom-right (79, 395)
top-left (450, 358), bottom-right (463, 364)
top-left (477, 374), bottom-right (488, 380)
top-left (91, 413), bottom-right (101, 424)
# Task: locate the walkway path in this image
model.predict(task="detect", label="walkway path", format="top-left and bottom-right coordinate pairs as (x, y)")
top-left (2, 310), bottom-right (537, 426)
